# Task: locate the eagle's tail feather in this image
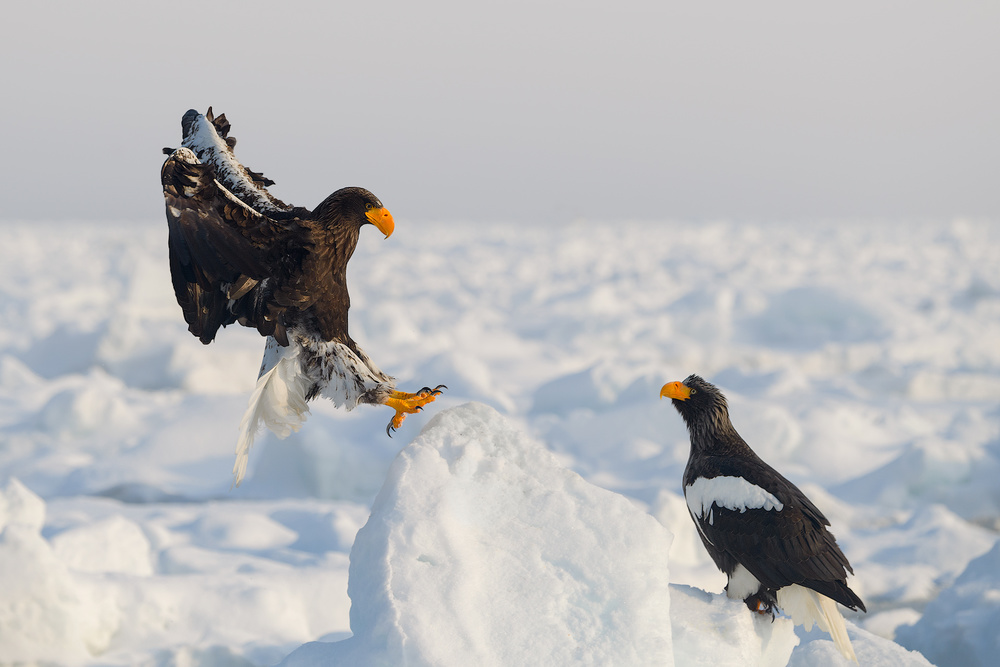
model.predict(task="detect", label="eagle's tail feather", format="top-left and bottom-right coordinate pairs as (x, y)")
top-left (818, 594), bottom-right (857, 664)
top-left (233, 345), bottom-right (310, 486)
top-left (777, 584), bottom-right (858, 664)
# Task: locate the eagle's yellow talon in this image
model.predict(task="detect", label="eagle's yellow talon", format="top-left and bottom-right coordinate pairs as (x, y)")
top-left (383, 386), bottom-right (446, 437)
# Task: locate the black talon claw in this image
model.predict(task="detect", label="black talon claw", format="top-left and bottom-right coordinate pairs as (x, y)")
top-left (744, 591), bottom-right (778, 619)
top-left (386, 422), bottom-right (394, 437)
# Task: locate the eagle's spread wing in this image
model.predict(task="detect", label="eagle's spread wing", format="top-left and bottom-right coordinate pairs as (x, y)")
top-left (163, 107), bottom-right (445, 473)
top-left (163, 108), bottom-right (362, 346)
top-left (179, 107), bottom-right (297, 217)
top-left (162, 147), bottom-right (284, 344)
top-left (688, 458), bottom-right (865, 611)
top-left (161, 108), bottom-right (334, 346)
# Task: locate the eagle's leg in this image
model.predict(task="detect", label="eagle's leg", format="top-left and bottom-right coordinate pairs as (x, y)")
top-left (384, 385), bottom-right (447, 436)
top-left (744, 589), bottom-right (779, 619)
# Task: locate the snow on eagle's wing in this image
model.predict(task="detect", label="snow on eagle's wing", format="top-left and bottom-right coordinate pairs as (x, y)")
top-left (161, 146), bottom-right (297, 345)
top-left (179, 107), bottom-right (296, 217)
top-left (691, 458), bottom-right (865, 611)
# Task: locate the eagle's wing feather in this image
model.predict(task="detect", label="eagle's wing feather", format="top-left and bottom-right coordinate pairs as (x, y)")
top-left (166, 107), bottom-right (352, 346)
top-left (162, 146), bottom-right (302, 344)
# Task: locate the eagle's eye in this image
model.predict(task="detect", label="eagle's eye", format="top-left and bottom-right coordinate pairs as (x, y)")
top-left (365, 203), bottom-right (374, 211)
top-left (689, 388), bottom-right (697, 395)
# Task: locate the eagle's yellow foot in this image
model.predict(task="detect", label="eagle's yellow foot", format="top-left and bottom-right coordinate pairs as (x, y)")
top-left (744, 593), bottom-right (777, 620)
top-left (384, 385), bottom-right (447, 436)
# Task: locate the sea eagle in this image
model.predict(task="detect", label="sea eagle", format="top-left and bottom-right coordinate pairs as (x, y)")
top-left (161, 107), bottom-right (444, 486)
top-left (660, 375), bottom-right (865, 663)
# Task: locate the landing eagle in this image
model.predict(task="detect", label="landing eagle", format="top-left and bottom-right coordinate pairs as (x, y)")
top-left (161, 108), bottom-right (444, 485)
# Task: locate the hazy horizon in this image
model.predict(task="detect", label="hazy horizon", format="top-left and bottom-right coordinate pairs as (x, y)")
top-left (1, 1), bottom-right (997, 224)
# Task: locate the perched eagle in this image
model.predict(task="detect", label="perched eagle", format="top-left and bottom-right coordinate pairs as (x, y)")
top-left (660, 375), bottom-right (865, 663)
top-left (161, 107), bottom-right (444, 486)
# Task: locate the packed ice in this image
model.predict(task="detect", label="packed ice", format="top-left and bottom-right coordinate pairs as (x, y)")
top-left (0, 218), bottom-right (997, 666)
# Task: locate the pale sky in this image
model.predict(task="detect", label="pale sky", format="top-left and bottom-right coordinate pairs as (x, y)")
top-left (1, 0), bottom-right (997, 223)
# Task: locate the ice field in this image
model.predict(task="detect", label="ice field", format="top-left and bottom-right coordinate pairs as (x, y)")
top-left (0, 218), bottom-right (998, 666)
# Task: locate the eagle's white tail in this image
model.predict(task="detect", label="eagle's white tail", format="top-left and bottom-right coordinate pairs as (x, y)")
top-left (777, 584), bottom-right (858, 663)
top-left (233, 342), bottom-right (310, 486)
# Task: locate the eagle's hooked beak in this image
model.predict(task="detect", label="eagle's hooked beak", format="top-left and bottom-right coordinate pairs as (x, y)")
top-left (660, 381), bottom-right (691, 401)
top-left (366, 207), bottom-right (395, 239)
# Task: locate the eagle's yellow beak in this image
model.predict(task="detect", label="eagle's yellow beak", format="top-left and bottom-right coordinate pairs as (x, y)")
top-left (366, 207), bottom-right (394, 239)
top-left (660, 381), bottom-right (691, 401)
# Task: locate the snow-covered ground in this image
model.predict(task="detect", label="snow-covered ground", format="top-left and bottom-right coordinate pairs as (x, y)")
top-left (0, 218), bottom-right (997, 666)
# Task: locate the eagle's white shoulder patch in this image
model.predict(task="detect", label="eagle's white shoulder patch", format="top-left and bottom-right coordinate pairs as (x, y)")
top-left (685, 475), bottom-right (784, 520)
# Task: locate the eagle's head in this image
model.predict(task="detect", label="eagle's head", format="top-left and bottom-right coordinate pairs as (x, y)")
top-left (659, 374), bottom-right (731, 436)
top-left (315, 187), bottom-right (394, 238)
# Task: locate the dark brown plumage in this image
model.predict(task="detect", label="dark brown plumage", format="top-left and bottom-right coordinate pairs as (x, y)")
top-left (162, 108), bottom-right (392, 349)
top-left (661, 374), bottom-right (864, 661)
top-left (161, 108), bottom-right (442, 485)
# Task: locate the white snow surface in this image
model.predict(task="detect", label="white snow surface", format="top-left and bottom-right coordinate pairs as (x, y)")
top-left (281, 403), bottom-right (674, 666)
top-left (1, 218), bottom-right (998, 666)
top-left (894, 540), bottom-right (1000, 667)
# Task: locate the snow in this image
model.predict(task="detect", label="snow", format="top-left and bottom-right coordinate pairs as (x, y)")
top-left (0, 218), bottom-right (998, 665)
top-left (281, 403), bottom-right (674, 666)
top-left (894, 541), bottom-right (1000, 667)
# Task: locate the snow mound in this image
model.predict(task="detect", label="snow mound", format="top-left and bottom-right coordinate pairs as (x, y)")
top-left (280, 404), bottom-right (939, 667)
top-left (0, 479), bottom-right (119, 664)
top-left (787, 623), bottom-right (933, 667)
top-left (282, 403), bottom-right (676, 666)
top-left (280, 404), bottom-right (833, 667)
top-left (0, 482), bottom-right (358, 667)
top-left (50, 514), bottom-right (154, 576)
top-left (740, 286), bottom-right (887, 350)
top-left (670, 585), bottom-right (797, 667)
top-left (844, 503), bottom-right (996, 606)
top-left (0, 477), bottom-right (45, 533)
top-left (895, 538), bottom-right (1000, 667)
top-left (834, 435), bottom-right (1000, 524)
